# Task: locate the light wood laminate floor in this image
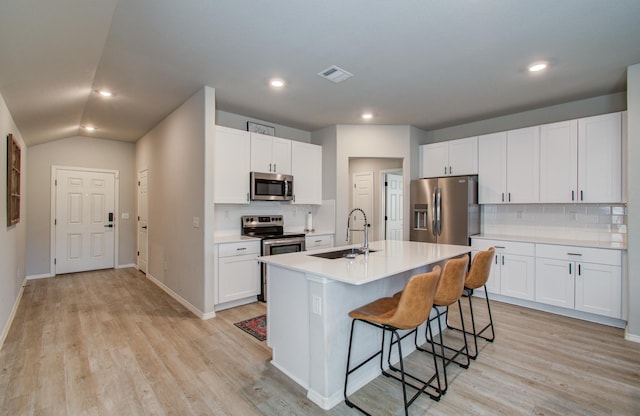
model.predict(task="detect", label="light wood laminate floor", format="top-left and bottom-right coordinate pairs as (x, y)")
top-left (1, 268), bottom-right (639, 415)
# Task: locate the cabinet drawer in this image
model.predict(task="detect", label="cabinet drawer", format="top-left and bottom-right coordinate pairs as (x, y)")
top-left (305, 234), bottom-right (333, 249)
top-left (471, 238), bottom-right (534, 256)
top-left (535, 244), bottom-right (621, 266)
top-left (218, 241), bottom-right (260, 257)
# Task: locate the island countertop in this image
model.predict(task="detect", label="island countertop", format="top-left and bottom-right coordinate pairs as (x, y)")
top-left (258, 239), bottom-right (471, 285)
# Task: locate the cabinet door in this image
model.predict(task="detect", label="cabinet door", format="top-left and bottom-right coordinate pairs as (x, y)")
top-left (506, 126), bottom-right (539, 203)
top-left (473, 250), bottom-right (501, 294)
top-left (291, 141), bottom-right (322, 204)
top-left (448, 136), bottom-right (478, 176)
top-left (218, 255), bottom-right (260, 304)
top-left (250, 133), bottom-right (275, 173)
top-left (214, 126), bottom-right (250, 204)
top-left (478, 132), bottom-right (507, 204)
top-left (500, 254), bottom-right (535, 300)
top-left (535, 258), bottom-right (575, 308)
top-left (420, 142), bottom-right (448, 178)
top-left (539, 120), bottom-right (578, 203)
top-left (575, 262), bottom-right (621, 318)
top-left (578, 112), bottom-right (622, 203)
top-left (271, 137), bottom-right (292, 174)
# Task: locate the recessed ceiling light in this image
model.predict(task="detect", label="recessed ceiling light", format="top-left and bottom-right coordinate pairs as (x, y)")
top-left (270, 79), bottom-right (285, 88)
top-left (97, 89), bottom-right (113, 97)
top-left (528, 62), bottom-right (548, 72)
top-left (361, 113), bottom-right (373, 120)
top-left (83, 125), bottom-right (96, 131)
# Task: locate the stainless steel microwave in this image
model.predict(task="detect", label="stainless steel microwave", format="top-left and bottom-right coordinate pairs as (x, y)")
top-left (250, 172), bottom-right (294, 201)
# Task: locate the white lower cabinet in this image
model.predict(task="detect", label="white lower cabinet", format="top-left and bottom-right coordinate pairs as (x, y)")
top-left (305, 234), bottom-right (334, 250)
top-left (471, 238), bottom-right (535, 300)
top-left (215, 240), bottom-right (260, 306)
top-left (535, 244), bottom-right (622, 319)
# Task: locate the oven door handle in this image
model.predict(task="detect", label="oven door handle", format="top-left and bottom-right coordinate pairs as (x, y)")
top-left (262, 237), bottom-right (306, 247)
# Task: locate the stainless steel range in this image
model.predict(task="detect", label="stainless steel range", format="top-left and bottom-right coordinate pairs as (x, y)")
top-left (241, 215), bottom-right (305, 302)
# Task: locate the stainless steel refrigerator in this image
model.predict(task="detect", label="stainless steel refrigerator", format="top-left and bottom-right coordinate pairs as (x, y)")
top-left (410, 175), bottom-right (480, 245)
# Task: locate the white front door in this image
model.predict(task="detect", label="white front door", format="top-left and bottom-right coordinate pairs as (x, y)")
top-left (55, 169), bottom-right (116, 274)
top-left (385, 172), bottom-right (403, 240)
top-left (137, 169), bottom-right (149, 273)
top-left (351, 172), bottom-right (374, 244)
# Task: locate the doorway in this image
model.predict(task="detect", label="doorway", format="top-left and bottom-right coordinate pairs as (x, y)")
top-left (137, 169), bottom-right (148, 273)
top-left (382, 170), bottom-right (403, 240)
top-left (350, 171), bottom-right (374, 244)
top-left (349, 158), bottom-right (403, 242)
top-left (52, 167), bottom-right (119, 274)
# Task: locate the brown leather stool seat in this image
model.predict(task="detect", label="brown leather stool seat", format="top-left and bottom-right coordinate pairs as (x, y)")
top-left (447, 247), bottom-right (496, 359)
top-left (410, 255), bottom-right (470, 394)
top-left (344, 266), bottom-right (442, 416)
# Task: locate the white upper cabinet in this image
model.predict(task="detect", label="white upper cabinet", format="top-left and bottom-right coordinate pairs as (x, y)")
top-left (214, 126), bottom-right (251, 204)
top-left (420, 136), bottom-right (478, 178)
top-left (291, 141), bottom-right (322, 205)
top-left (250, 132), bottom-right (292, 174)
top-left (478, 127), bottom-right (539, 204)
top-left (540, 120), bottom-right (578, 202)
top-left (540, 112), bottom-right (622, 203)
top-left (578, 112), bottom-right (622, 203)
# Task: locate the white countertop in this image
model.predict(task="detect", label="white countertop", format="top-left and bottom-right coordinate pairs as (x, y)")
top-left (258, 240), bottom-right (471, 285)
top-left (213, 234), bottom-right (260, 244)
top-left (471, 234), bottom-right (627, 250)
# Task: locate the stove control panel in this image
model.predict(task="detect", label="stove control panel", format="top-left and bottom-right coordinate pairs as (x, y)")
top-left (241, 215), bottom-right (283, 228)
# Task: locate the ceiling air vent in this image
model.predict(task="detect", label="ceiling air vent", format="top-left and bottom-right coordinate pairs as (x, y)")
top-left (318, 65), bottom-right (353, 83)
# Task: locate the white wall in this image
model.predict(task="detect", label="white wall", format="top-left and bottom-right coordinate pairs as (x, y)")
top-left (215, 110), bottom-right (311, 142)
top-left (425, 92), bottom-right (627, 144)
top-left (136, 87), bottom-right (211, 315)
top-left (26, 136), bottom-right (136, 277)
top-left (626, 63), bottom-right (640, 340)
top-left (0, 92), bottom-right (26, 346)
top-left (334, 125), bottom-right (413, 244)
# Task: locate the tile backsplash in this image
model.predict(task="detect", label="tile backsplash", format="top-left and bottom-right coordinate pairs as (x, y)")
top-left (482, 204), bottom-right (627, 243)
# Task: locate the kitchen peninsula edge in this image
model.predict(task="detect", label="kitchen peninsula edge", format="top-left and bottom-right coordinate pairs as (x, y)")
top-left (258, 240), bottom-right (471, 410)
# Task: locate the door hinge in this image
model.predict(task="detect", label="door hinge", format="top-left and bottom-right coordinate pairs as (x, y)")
top-left (385, 215), bottom-right (388, 221)
top-left (54, 258), bottom-right (56, 265)
top-left (137, 251), bottom-right (139, 256)
top-left (385, 181), bottom-right (388, 187)
top-left (54, 219), bottom-right (57, 226)
top-left (138, 181), bottom-right (140, 186)
top-left (54, 179), bottom-right (57, 186)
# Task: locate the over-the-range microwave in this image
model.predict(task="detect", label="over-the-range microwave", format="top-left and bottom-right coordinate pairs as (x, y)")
top-left (250, 172), bottom-right (294, 201)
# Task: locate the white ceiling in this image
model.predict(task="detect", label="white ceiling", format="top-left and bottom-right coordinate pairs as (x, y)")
top-left (1, 1), bottom-right (639, 146)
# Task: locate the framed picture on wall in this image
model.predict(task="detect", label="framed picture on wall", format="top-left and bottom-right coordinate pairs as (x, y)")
top-left (247, 121), bottom-right (275, 136)
top-left (6, 133), bottom-right (21, 226)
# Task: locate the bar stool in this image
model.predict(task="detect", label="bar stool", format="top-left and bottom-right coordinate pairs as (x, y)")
top-left (416, 255), bottom-right (470, 394)
top-left (344, 266), bottom-right (442, 416)
top-left (447, 247), bottom-right (496, 359)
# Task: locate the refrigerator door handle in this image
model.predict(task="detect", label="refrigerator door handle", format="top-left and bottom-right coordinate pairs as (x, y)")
top-left (431, 191), bottom-right (437, 235)
top-left (436, 187), bottom-right (442, 235)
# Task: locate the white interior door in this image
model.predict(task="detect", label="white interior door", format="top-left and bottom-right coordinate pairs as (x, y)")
top-left (55, 169), bottom-right (116, 274)
top-left (137, 169), bottom-right (148, 274)
top-left (385, 172), bottom-right (403, 240)
top-left (351, 172), bottom-right (374, 244)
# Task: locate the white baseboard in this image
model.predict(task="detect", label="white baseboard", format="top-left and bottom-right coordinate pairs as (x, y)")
top-left (146, 273), bottom-right (213, 320)
top-left (26, 273), bottom-right (54, 280)
top-left (117, 263), bottom-right (137, 269)
top-left (1, 278), bottom-right (27, 349)
top-left (625, 330), bottom-right (640, 343)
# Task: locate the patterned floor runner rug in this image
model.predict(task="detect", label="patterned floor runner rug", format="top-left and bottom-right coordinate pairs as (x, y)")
top-left (234, 314), bottom-right (267, 341)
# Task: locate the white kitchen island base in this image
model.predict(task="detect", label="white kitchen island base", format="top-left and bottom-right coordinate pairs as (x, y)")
top-left (262, 240), bottom-right (472, 410)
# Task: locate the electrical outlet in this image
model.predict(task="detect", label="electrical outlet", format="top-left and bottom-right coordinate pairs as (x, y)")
top-left (312, 295), bottom-right (322, 315)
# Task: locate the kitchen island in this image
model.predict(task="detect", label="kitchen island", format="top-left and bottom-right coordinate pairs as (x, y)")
top-left (259, 239), bottom-right (471, 410)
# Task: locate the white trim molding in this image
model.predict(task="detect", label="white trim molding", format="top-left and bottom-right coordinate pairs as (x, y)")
top-left (0, 278), bottom-right (27, 349)
top-left (146, 273), bottom-right (215, 320)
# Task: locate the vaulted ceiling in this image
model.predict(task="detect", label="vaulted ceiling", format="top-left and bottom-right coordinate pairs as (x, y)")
top-left (1, 1), bottom-right (639, 146)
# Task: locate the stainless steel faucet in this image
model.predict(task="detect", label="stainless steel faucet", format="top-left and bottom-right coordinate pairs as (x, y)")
top-left (346, 208), bottom-right (369, 252)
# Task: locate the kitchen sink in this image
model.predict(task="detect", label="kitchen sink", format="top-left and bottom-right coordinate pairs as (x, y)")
top-left (309, 247), bottom-right (378, 259)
